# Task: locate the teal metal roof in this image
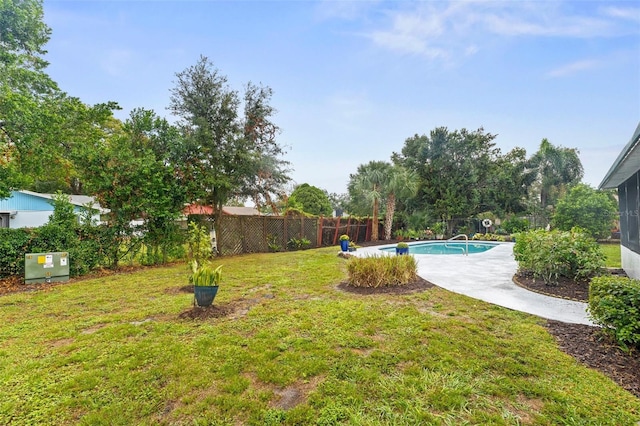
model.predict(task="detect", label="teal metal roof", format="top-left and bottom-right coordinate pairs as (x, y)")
top-left (599, 121), bottom-right (640, 189)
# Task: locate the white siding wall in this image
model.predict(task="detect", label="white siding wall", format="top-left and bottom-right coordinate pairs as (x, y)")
top-left (10, 211), bottom-right (52, 229)
top-left (621, 245), bottom-right (640, 280)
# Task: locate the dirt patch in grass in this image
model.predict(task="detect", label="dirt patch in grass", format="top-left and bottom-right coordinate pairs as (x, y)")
top-left (337, 276), bottom-right (435, 295)
top-left (177, 293), bottom-right (276, 321)
top-left (178, 303), bottom-right (237, 320)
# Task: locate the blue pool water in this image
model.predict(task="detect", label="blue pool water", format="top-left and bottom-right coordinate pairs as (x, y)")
top-left (380, 241), bottom-right (499, 255)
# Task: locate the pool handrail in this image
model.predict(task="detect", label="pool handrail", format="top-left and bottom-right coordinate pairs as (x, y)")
top-left (446, 234), bottom-right (469, 256)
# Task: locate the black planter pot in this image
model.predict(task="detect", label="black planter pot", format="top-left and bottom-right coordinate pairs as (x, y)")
top-left (194, 285), bottom-right (219, 307)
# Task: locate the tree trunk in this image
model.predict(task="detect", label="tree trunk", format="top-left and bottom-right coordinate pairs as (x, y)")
top-left (384, 193), bottom-right (396, 240)
top-left (372, 197), bottom-right (379, 241)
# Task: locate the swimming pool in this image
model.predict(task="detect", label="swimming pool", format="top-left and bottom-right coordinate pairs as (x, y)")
top-left (380, 241), bottom-right (499, 255)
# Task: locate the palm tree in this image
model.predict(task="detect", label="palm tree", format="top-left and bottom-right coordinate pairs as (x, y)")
top-left (352, 161), bottom-right (389, 241)
top-left (529, 139), bottom-right (583, 209)
top-left (382, 165), bottom-right (418, 240)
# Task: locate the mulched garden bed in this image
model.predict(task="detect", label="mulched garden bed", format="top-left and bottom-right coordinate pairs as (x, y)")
top-left (515, 271), bottom-right (639, 398)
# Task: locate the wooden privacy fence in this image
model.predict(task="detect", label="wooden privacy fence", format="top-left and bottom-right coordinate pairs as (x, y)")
top-left (216, 215), bottom-right (373, 256)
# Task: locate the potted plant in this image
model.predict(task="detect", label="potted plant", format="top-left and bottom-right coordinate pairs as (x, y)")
top-left (191, 260), bottom-right (222, 307)
top-left (432, 222), bottom-right (446, 239)
top-left (348, 241), bottom-right (357, 252)
top-left (339, 234), bottom-right (350, 252)
top-left (395, 241), bottom-right (409, 255)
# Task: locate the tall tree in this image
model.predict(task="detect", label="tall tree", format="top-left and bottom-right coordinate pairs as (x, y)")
top-left (0, 0), bottom-right (118, 196)
top-left (528, 138), bottom-right (583, 209)
top-left (382, 165), bottom-right (418, 240)
top-left (0, 0), bottom-right (57, 197)
top-left (481, 147), bottom-right (535, 216)
top-left (393, 127), bottom-right (502, 227)
top-left (348, 161), bottom-right (391, 241)
top-left (169, 56), bottom-right (289, 247)
top-left (82, 109), bottom-right (186, 266)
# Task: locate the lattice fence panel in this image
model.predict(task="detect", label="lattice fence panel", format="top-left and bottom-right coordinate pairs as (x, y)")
top-left (217, 215), bottom-right (321, 255)
top-left (263, 217), bottom-right (287, 251)
top-left (217, 216), bottom-right (243, 256)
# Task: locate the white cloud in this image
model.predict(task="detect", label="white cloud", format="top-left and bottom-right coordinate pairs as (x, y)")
top-left (601, 6), bottom-right (640, 22)
top-left (364, 1), bottom-right (639, 61)
top-left (546, 59), bottom-right (600, 78)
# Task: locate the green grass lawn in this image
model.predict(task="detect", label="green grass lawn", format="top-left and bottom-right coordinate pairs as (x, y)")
top-left (1, 247), bottom-right (638, 425)
top-left (600, 242), bottom-right (622, 268)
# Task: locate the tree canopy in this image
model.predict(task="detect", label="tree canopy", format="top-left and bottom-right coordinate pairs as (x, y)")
top-left (392, 127), bottom-right (530, 228)
top-left (168, 56), bottom-right (290, 243)
top-left (287, 183), bottom-right (332, 216)
top-left (552, 184), bottom-right (617, 239)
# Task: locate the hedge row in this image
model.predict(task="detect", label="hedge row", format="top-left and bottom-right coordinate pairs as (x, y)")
top-left (589, 275), bottom-right (640, 350)
top-left (0, 225), bottom-right (105, 278)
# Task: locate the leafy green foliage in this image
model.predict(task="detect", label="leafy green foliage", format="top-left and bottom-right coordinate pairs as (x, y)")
top-left (346, 254), bottom-right (417, 287)
top-left (169, 57), bottom-right (289, 246)
top-left (528, 138), bottom-right (584, 210)
top-left (589, 275), bottom-right (640, 350)
top-left (0, 194), bottom-right (104, 277)
top-left (186, 222), bottom-right (212, 266)
top-left (287, 183), bottom-right (332, 216)
top-left (82, 109), bottom-right (186, 267)
top-left (29, 193), bottom-right (104, 276)
top-left (286, 237), bottom-right (311, 251)
top-left (553, 184), bottom-right (618, 239)
top-left (191, 262), bottom-right (222, 286)
top-left (471, 233), bottom-right (507, 242)
top-left (513, 229), bottom-right (605, 284)
top-left (347, 161), bottom-right (393, 241)
top-left (393, 127), bottom-right (531, 225)
top-left (0, 228), bottom-right (32, 277)
top-left (502, 216), bottom-right (530, 234)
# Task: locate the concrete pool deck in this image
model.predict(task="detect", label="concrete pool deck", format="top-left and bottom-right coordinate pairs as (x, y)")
top-left (356, 242), bottom-right (594, 325)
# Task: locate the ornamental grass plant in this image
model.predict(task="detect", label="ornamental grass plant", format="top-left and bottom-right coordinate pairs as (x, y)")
top-left (346, 254), bottom-right (417, 288)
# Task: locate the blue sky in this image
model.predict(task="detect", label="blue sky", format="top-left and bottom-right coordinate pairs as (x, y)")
top-left (42, 0), bottom-right (640, 197)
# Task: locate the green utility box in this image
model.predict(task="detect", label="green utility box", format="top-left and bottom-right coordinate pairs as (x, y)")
top-left (24, 252), bottom-right (70, 284)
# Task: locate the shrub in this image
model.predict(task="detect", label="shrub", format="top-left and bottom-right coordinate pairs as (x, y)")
top-left (287, 237), bottom-right (311, 251)
top-left (0, 228), bottom-right (33, 277)
top-left (471, 233), bottom-right (507, 242)
top-left (346, 255), bottom-right (417, 288)
top-left (502, 217), bottom-right (530, 234)
top-left (187, 222), bottom-right (212, 265)
top-left (513, 228), bottom-right (604, 284)
top-left (552, 184), bottom-right (618, 239)
top-left (589, 275), bottom-right (640, 350)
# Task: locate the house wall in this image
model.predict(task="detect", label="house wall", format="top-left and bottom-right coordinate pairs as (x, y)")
top-left (618, 170), bottom-right (640, 279)
top-left (10, 211), bottom-right (52, 229)
top-left (618, 170), bottom-right (640, 255)
top-left (621, 245), bottom-right (640, 280)
top-left (0, 191), bottom-right (100, 228)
